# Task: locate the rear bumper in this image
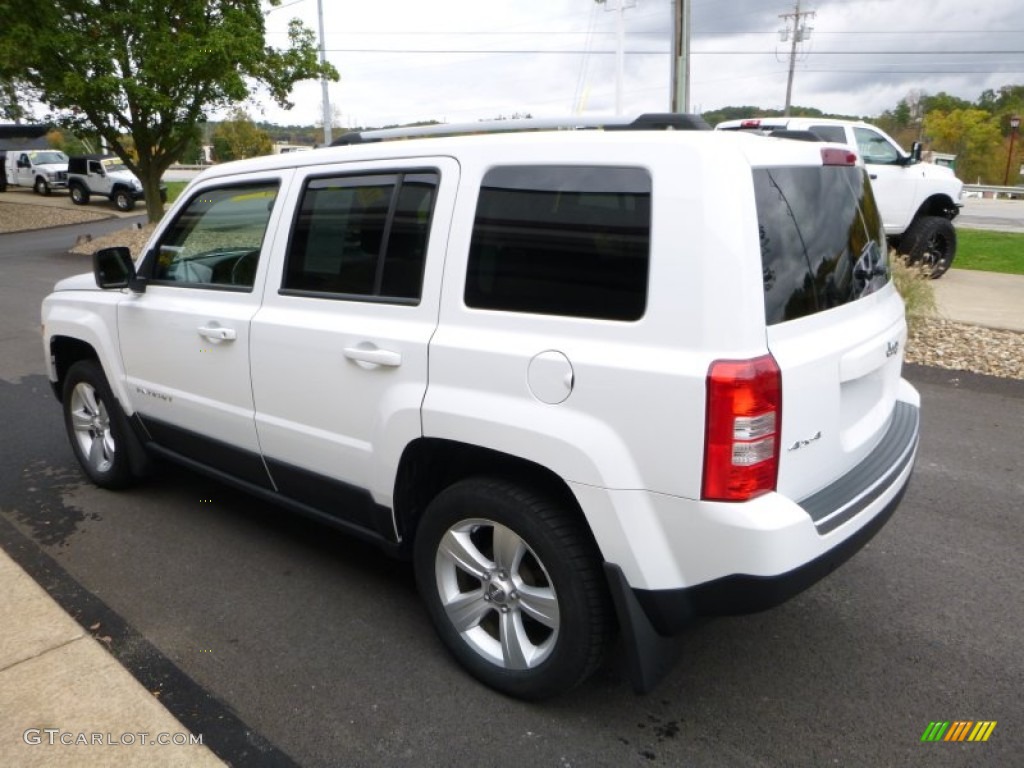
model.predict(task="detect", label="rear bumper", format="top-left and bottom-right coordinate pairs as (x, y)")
top-left (625, 399), bottom-right (918, 635)
top-left (604, 398), bottom-right (918, 692)
top-left (631, 468), bottom-right (911, 634)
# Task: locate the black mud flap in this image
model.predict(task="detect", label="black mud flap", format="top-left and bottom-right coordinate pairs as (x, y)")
top-left (604, 563), bottom-right (683, 694)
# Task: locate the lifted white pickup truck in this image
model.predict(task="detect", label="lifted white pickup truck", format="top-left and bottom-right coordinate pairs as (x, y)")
top-left (717, 117), bottom-right (964, 277)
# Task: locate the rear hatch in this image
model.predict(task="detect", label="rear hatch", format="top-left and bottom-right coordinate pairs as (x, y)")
top-left (752, 146), bottom-right (907, 502)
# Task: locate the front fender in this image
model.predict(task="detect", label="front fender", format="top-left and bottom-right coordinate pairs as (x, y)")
top-left (42, 289), bottom-right (132, 411)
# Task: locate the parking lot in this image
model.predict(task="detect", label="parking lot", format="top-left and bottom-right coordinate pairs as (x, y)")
top-left (1, 214), bottom-right (1021, 767)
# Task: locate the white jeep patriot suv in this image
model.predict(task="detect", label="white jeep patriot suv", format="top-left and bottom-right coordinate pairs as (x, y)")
top-left (42, 114), bottom-right (920, 699)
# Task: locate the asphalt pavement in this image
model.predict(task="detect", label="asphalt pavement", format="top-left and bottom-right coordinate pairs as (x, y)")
top-left (1, 209), bottom-right (1022, 767)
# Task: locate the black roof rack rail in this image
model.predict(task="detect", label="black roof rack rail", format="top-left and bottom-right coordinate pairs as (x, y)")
top-left (330, 112), bottom-right (710, 146)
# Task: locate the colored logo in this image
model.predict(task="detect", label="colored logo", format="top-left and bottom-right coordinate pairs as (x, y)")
top-left (921, 721), bottom-right (997, 743)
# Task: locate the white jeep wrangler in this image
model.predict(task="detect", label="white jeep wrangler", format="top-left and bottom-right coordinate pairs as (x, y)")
top-left (716, 116), bottom-right (964, 277)
top-left (67, 154), bottom-right (159, 212)
top-left (41, 114), bottom-right (919, 699)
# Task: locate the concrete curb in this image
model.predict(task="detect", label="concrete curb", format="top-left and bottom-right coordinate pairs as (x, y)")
top-left (0, 549), bottom-right (226, 767)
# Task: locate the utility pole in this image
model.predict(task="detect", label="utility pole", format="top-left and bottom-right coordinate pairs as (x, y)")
top-left (602, 0), bottom-right (635, 116)
top-left (778, 1), bottom-right (815, 116)
top-left (670, 1), bottom-right (691, 113)
top-left (316, 0), bottom-right (331, 145)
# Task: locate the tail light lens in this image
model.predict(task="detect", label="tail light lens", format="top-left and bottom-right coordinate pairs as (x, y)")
top-left (702, 354), bottom-right (782, 502)
top-left (821, 147), bottom-right (858, 166)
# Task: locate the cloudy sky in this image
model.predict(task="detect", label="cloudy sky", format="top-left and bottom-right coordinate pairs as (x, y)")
top-left (258, 0), bottom-right (1023, 129)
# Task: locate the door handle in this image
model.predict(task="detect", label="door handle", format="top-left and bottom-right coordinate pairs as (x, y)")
top-left (869, 174), bottom-right (878, 180)
top-left (197, 325), bottom-right (237, 341)
top-left (343, 346), bottom-right (402, 367)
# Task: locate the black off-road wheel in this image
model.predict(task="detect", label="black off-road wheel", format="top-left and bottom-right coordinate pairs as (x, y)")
top-left (414, 478), bottom-right (613, 700)
top-left (113, 189), bottom-right (135, 212)
top-left (902, 216), bottom-right (956, 279)
top-left (70, 183), bottom-right (90, 205)
top-left (62, 360), bottom-right (138, 489)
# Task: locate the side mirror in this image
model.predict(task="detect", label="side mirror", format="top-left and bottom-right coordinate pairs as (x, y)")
top-left (910, 142), bottom-right (923, 164)
top-left (93, 246), bottom-right (145, 292)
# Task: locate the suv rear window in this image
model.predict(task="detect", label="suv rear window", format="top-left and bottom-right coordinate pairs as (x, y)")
top-left (465, 165), bottom-right (651, 321)
top-left (755, 165), bottom-right (887, 325)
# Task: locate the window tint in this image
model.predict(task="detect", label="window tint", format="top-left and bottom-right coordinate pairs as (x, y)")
top-left (755, 165), bottom-right (888, 325)
top-left (808, 125), bottom-right (847, 144)
top-left (853, 127), bottom-right (901, 164)
top-left (465, 166), bottom-right (651, 321)
top-left (151, 183), bottom-right (278, 289)
top-left (283, 171), bottom-right (438, 302)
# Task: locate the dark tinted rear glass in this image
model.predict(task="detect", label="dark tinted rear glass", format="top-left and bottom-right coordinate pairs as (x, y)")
top-left (808, 125), bottom-right (847, 143)
top-left (465, 166), bottom-right (651, 321)
top-left (755, 165), bottom-right (887, 325)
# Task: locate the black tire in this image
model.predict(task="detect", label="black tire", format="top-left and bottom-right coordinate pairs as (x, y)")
top-left (113, 189), bottom-right (135, 211)
top-left (62, 360), bottom-right (137, 489)
top-left (34, 177), bottom-right (51, 196)
top-left (70, 183), bottom-right (90, 205)
top-left (902, 216), bottom-right (956, 279)
top-left (414, 477), bottom-right (612, 700)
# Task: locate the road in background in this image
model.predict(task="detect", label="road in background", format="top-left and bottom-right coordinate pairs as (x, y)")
top-left (957, 198), bottom-right (1024, 233)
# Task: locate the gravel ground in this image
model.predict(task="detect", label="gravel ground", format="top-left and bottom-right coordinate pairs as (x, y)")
top-left (907, 320), bottom-right (1023, 380)
top-left (9, 204), bottom-right (1023, 381)
top-left (0, 200), bottom-right (111, 232)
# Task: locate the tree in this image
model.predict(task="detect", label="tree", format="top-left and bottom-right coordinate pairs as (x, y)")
top-left (0, 1), bottom-right (337, 221)
top-left (0, 78), bottom-right (28, 121)
top-left (921, 92), bottom-right (973, 115)
top-left (212, 107), bottom-right (272, 161)
top-left (45, 127), bottom-right (98, 156)
top-left (924, 109), bottom-right (1003, 184)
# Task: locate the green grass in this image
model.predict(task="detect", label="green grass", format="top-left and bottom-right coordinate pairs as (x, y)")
top-left (955, 229), bottom-right (1024, 275)
top-left (164, 181), bottom-right (188, 204)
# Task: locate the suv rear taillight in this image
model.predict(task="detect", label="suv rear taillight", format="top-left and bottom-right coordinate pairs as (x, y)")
top-left (702, 355), bottom-right (782, 502)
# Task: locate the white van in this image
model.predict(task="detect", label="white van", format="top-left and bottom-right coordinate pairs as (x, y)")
top-left (5, 148), bottom-right (69, 195)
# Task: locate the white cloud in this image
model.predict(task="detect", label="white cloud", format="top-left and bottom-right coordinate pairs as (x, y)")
top-left (255, 0), bottom-right (1023, 128)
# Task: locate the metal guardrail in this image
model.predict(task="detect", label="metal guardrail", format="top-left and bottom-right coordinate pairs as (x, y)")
top-left (963, 184), bottom-right (1024, 199)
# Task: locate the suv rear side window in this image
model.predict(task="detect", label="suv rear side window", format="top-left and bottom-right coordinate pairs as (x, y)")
top-left (755, 165), bottom-right (887, 325)
top-left (465, 165), bottom-right (651, 321)
top-left (808, 125), bottom-right (847, 144)
top-left (283, 171), bottom-right (438, 303)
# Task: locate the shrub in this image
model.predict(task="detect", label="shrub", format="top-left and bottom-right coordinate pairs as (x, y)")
top-left (890, 254), bottom-right (937, 333)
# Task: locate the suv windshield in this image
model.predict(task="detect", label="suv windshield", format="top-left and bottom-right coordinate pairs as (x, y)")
top-left (100, 158), bottom-right (128, 173)
top-left (755, 165), bottom-right (888, 325)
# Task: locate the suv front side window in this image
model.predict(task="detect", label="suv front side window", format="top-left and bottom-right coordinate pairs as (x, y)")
top-left (148, 182), bottom-right (278, 289)
top-left (853, 127), bottom-right (901, 165)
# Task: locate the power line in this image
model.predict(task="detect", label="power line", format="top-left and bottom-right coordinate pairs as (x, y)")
top-left (692, 50), bottom-right (1024, 55)
top-left (320, 48), bottom-right (670, 54)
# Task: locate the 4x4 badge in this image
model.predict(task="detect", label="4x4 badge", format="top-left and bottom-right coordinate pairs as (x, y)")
top-left (788, 431), bottom-right (822, 452)
top-left (886, 340), bottom-right (900, 358)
